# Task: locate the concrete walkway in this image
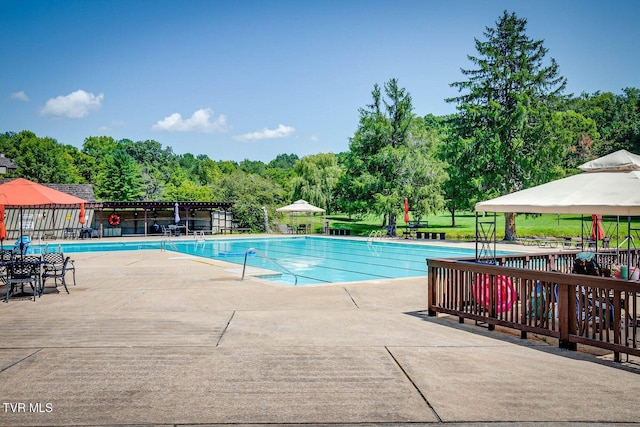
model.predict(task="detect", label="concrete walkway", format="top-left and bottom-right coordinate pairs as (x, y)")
top-left (1, 242), bottom-right (639, 426)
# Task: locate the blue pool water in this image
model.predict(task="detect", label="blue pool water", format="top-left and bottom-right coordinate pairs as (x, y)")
top-left (37, 237), bottom-right (491, 285)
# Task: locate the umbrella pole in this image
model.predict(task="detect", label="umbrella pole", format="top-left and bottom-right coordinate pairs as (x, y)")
top-left (19, 206), bottom-right (24, 254)
top-left (628, 216), bottom-right (632, 280)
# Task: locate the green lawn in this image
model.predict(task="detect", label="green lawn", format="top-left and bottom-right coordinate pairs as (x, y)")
top-left (318, 212), bottom-right (637, 245)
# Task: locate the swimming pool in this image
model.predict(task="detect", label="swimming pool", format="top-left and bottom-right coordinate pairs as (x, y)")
top-left (38, 237), bottom-right (495, 285)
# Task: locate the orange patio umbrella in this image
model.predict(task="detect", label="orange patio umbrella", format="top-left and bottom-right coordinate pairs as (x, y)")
top-left (0, 178), bottom-right (88, 252)
top-left (79, 203), bottom-right (86, 225)
top-left (0, 204), bottom-right (6, 247)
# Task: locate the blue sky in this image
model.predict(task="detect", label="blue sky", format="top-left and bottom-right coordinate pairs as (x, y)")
top-left (1, 0), bottom-right (639, 162)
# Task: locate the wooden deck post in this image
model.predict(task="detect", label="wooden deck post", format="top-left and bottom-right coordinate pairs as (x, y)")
top-left (558, 282), bottom-right (577, 350)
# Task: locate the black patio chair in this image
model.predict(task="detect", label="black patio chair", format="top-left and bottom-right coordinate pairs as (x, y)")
top-left (0, 249), bottom-right (15, 288)
top-left (5, 255), bottom-right (41, 302)
top-left (41, 252), bottom-right (75, 294)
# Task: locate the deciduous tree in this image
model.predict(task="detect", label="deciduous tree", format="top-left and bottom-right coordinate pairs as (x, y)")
top-left (338, 79), bottom-right (446, 229)
top-left (291, 153), bottom-right (343, 214)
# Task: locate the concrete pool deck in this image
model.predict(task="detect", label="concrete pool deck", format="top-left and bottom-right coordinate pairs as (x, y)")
top-left (1, 236), bottom-right (639, 426)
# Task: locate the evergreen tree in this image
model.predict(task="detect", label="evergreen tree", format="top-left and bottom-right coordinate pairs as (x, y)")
top-left (95, 149), bottom-right (145, 201)
top-left (447, 11), bottom-right (567, 240)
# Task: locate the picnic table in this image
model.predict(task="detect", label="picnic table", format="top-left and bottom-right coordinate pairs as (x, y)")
top-left (402, 220), bottom-right (429, 239)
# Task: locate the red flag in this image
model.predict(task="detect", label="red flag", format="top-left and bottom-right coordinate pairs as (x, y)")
top-left (404, 198), bottom-right (410, 223)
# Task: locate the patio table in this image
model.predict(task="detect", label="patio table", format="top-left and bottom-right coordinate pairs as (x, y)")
top-left (3, 256), bottom-right (44, 302)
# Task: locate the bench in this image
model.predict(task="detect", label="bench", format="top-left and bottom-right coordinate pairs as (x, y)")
top-left (415, 231), bottom-right (446, 240)
top-left (329, 228), bottom-right (350, 236)
top-left (220, 227), bottom-right (251, 234)
top-left (408, 220), bottom-right (429, 230)
top-left (402, 221), bottom-right (429, 238)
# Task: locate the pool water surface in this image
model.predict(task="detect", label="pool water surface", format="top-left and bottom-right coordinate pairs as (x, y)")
top-left (39, 237), bottom-right (491, 285)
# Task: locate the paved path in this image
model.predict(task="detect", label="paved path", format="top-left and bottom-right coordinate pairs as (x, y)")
top-left (1, 244), bottom-right (639, 426)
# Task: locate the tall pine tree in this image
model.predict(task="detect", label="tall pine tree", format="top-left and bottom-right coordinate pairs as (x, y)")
top-left (447, 11), bottom-right (567, 240)
top-left (95, 149), bottom-right (145, 201)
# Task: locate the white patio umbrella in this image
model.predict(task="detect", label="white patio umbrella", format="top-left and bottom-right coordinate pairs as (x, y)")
top-left (174, 202), bottom-right (180, 224)
top-left (276, 200), bottom-right (325, 233)
top-left (475, 150), bottom-right (640, 215)
top-left (276, 199), bottom-right (326, 214)
top-left (475, 149), bottom-right (640, 274)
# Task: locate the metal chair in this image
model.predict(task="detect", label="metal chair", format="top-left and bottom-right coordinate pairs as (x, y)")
top-left (41, 252), bottom-right (75, 294)
top-left (0, 249), bottom-right (13, 294)
top-left (5, 255), bottom-right (41, 302)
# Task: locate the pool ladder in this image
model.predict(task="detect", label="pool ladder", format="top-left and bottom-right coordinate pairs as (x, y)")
top-left (367, 229), bottom-right (383, 242)
top-left (241, 247), bottom-right (299, 285)
top-left (160, 239), bottom-right (178, 251)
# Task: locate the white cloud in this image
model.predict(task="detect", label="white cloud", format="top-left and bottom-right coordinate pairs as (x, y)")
top-left (10, 91), bottom-right (29, 102)
top-left (97, 120), bottom-right (125, 133)
top-left (234, 124), bottom-right (295, 141)
top-left (152, 108), bottom-right (228, 133)
top-left (40, 90), bottom-right (104, 118)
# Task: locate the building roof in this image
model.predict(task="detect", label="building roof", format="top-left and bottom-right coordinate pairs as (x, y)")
top-left (100, 201), bottom-right (234, 210)
top-left (0, 179), bottom-right (97, 203)
top-left (45, 184), bottom-right (97, 202)
top-left (0, 154), bottom-right (16, 170)
top-left (0, 178), bottom-right (232, 210)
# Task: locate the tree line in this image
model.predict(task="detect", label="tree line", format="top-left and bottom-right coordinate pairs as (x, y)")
top-left (1, 11), bottom-right (639, 237)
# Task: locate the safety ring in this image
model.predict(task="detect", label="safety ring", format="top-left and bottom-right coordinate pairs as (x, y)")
top-left (108, 213), bottom-right (121, 227)
top-left (472, 274), bottom-right (515, 313)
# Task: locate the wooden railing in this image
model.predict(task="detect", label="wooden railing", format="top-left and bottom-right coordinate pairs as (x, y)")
top-left (427, 250), bottom-right (640, 362)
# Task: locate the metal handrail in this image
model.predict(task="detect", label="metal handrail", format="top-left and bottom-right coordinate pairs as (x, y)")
top-left (160, 239), bottom-right (178, 251)
top-left (367, 229), bottom-right (383, 242)
top-left (241, 247), bottom-right (298, 285)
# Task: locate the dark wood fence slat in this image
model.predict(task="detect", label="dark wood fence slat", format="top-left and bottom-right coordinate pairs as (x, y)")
top-left (427, 250), bottom-right (640, 360)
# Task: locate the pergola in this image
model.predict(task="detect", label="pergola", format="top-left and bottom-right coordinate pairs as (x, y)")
top-left (98, 201), bottom-right (235, 236)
